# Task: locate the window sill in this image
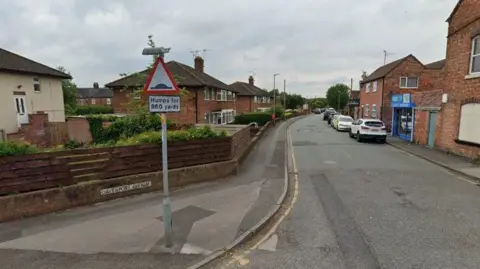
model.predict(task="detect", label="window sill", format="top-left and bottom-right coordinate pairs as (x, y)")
top-left (399, 87), bottom-right (419, 89)
top-left (464, 73), bottom-right (480, 80)
top-left (455, 139), bottom-right (480, 148)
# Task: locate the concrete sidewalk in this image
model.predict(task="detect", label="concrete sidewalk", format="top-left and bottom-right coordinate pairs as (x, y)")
top-left (387, 137), bottom-right (480, 182)
top-left (0, 121), bottom-right (289, 269)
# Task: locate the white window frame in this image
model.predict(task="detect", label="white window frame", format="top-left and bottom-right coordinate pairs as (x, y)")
top-left (373, 81), bottom-right (378, 92)
top-left (364, 104), bottom-right (369, 117)
top-left (210, 89), bottom-right (215, 100)
top-left (371, 104), bottom-right (377, 118)
top-left (399, 77), bottom-right (419, 89)
top-left (204, 88), bottom-right (210, 100)
top-left (33, 77), bottom-right (41, 92)
top-left (91, 98), bottom-right (96, 105)
top-left (254, 96), bottom-right (258, 103)
top-left (366, 83), bottom-right (371, 93)
top-left (106, 98), bottom-right (111, 105)
top-left (470, 36), bottom-right (480, 74)
top-left (227, 91), bottom-right (233, 101)
top-left (458, 103), bottom-right (480, 144)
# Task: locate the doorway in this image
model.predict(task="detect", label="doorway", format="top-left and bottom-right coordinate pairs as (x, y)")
top-left (427, 112), bottom-right (437, 148)
top-left (14, 95), bottom-right (28, 125)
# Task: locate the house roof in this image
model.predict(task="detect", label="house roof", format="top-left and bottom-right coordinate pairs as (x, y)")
top-left (0, 48), bottom-right (71, 79)
top-left (77, 85), bottom-right (113, 99)
top-left (447, 0), bottom-right (463, 22)
top-left (361, 54), bottom-right (423, 84)
top-left (105, 60), bottom-right (234, 91)
top-left (350, 90), bottom-right (360, 99)
top-left (229, 81), bottom-right (270, 97)
top-left (425, 59), bottom-right (446, 70)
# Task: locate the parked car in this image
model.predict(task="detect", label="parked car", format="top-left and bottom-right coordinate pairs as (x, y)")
top-left (330, 114), bottom-right (340, 127)
top-left (334, 115), bottom-right (354, 131)
top-left (349, 119), bottom-right (387, 143)
top-left (323, 108), bottom-right (336, 120)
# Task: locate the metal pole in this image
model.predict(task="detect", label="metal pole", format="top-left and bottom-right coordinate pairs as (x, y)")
top-left (273, 75), bottom-right (276, 124)
top-left (161, 113), bottom-right (173, 248)
top-left (283, 79), bottom-right (286, 120)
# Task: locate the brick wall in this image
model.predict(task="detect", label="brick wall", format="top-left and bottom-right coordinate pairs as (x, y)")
top-left (77, 97), bottom-right (111, 106)
top-left (359, 78), bottom-right (383, 119)
top-left (196, 89), bottom-right (237, 123)
top-left (236, 96), bottom-right (252, 114)
top-left (435, 3), bottom-right (480, 158)
top-left (413, 110), bottom-right (429, 145)
top-left (66, 117), bottom-right (92, 143)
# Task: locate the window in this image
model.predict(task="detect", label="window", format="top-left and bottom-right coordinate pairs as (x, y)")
top-left (366, 83), bottom-right (371, 93)
top-left (91, 99), bottom-right (96, 105)
top-left (132, 89), bottom-right (140, 99)
top-left (227, 91), bottom-right (233, 101)
top-left (458, 103), bottom-right (480, 144)
top-left (399, 77), bottom-right (418, 89)
top-left (33, 78), bottom-right (41, 92)
top-left (470, 36), bottom-right (480, 74)
top-left (216, 90), bottom-right (227, 101)
top-left (364, 104), bottom-right (369, 117)
top-left (204, 88), bottom-right (210, 100)
top-left (217, 90), bottom-right (222, 100)
top-left (211, 89), bottom-right (215, 100)
top-left (371, 104), bottom-right (377, 118)
top-left (106, 98), bottom-right (111, 105)
top-left (373, 81), bottom-right (378, 92)
top-left (233, 93), bottom-right (236, 101)
top-left (254, 96), bottom-right (258, 103)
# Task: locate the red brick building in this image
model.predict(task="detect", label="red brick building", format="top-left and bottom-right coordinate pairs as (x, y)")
top-left (76, 82), bottom-right (113, 106)
top-left (105, 57), bottom-right (238, 124)
top-left (229, 76), bottom-right (271, 114)
top-left (434, 0), bottom-right (480, 158)
top-left (359, 55), bottom-right (445, 132)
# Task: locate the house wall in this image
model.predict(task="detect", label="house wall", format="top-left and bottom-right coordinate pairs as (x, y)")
top-left (77, 97), bottom-right (112, 106)
top-left (359, 78), bottom-right (383, 120)
top-left (236, 96), bottom-right (252, 114)
top-left (436, 3), bottom-right (480, 158)
top-left (0, 72), bottom-right (65, 134)
top-left (413, 110), bottom-right (429, 145)
top-left (196, 88), bottom-right (236, 123)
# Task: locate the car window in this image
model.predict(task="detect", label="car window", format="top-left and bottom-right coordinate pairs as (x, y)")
top-left (339, 117), bottom-right (353, 122)
top-left (365, 121), bottom-right (384, 127)
top-left (358, 120), bottom-right (363, 125)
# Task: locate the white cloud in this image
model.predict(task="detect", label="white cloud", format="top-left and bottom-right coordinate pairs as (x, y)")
top-left (0, 0), bottom-right (458, 97)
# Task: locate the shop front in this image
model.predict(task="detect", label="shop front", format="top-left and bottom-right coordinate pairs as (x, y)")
top-left (391, 93), bottom-right (415, 142)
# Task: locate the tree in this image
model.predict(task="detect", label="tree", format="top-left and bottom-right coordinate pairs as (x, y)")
top-left (311, 97), bottom-right (327, 109)
top-left (326, 84), bottom-right (350, 111)
top-left (57, 66), bottom-right (77, 115)
top-left (286, 94), bottom-right (305, 109)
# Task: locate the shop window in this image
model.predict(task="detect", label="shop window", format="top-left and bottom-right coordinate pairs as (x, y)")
top-left (470, 36), bottom-right (480, 74)
top-left (458, 103), bottom-right (480, 144)
top-left (399, 77), bottom-right (418, 89)
top-left (371, 104), bottom-right (377, 118)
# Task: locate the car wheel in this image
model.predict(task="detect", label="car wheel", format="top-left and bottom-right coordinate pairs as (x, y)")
top-left (380, 138), bottom-right (386, 144)
top-left (356, 132), bottom-right (362, 142)
top-left (349, 131), bottom-right (353, 138)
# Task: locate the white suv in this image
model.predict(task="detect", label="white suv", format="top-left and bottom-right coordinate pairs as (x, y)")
top-left (349, 118), bottom-right (387, 143)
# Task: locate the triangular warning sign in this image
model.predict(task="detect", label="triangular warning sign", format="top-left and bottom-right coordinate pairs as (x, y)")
top-left (143, 57), bottom-right (180, 95)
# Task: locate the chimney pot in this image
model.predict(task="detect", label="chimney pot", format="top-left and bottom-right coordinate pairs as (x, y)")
top-left (194, 56), bottom-right (204, 73)
top-left (248, 76), bottom-right (254, 86)
top-left (93, 82), bottom-right (99, 88)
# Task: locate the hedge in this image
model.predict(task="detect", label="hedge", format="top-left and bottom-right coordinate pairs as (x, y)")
top-left (0, 141), bottom-right (37, 157)
top-left (234, 112), bottom-right (271, 126)
top-left (73, 105), bottom-right (114, 115)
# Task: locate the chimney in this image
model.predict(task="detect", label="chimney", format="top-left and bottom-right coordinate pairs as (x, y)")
top-left (248, 76), bottom-right (254, 86)
top-left (93, 82), bottom-right (99, 89)
top-left (361, 71), bottom-right (368, 80)
top-left (194, 56), bottom-right (204, 73)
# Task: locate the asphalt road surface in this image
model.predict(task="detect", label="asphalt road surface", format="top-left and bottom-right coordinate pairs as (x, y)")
top-left (210, 115), bottom-right (480, 269)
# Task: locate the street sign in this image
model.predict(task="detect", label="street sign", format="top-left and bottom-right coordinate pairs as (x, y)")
top-left (144, 56), bottom-right (179, 95)
top-left (148, 95), bottom-right (181, 113)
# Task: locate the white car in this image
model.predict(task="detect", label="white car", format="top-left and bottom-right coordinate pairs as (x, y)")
top-left (335, 116), bottom-right (354, 131)
top-left (331, 114), bottom-right (340, 127)
top-left (349, 118), bottom-right (387, 143)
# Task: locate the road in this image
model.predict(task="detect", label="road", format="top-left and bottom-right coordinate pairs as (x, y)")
top-left (209, 115), bottom-right (480, 269)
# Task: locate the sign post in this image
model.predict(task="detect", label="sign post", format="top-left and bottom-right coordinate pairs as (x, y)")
top-left (142, 48), bottom-right (180, 249)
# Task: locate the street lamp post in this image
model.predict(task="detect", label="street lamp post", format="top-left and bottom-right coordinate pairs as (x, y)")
top-left (142, 46), bottom-right (174, 249)
top-left (273, 73), bottom-right (279, 124)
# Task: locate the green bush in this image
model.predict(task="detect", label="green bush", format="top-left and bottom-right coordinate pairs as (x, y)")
top-left (269, 106), bottom-right (285, 118)
top-left (0, 141), bottom-right (37, 157)
top-left (234, 112), bottom-right (271, 126)
top-left (63, 140), bottom-right (85, 150)
top-left (114, 126), bottom-right (225, 146)
top-left (73, 105), bottom-right (114, 115)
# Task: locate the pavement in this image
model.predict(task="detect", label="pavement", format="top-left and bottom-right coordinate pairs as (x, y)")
top-left (387, 136), bottom-right (480, 182)
top-left (209, 114), bottom-right (480, 269)
top-left (0, 120), bottom-right (289, 269)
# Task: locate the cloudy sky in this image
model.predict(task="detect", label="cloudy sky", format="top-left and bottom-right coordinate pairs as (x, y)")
top-left (0, 0), bottom-right (458, 97)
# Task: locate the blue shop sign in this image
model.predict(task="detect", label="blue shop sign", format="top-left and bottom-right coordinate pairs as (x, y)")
top-left (392, 93), bottom-right (414, 108)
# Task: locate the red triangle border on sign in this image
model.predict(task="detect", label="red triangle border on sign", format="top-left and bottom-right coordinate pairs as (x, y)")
top-left (143, 57), bottom-right (180, 95)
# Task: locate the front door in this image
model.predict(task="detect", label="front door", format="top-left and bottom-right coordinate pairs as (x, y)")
top-left (427, 112), bottom-right (437, 148)
top-left (14, 95), bottom-right (28, 125)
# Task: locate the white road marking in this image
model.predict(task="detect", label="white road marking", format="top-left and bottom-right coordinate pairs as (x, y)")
top-left (257, 234), bottom-right (278, 252)
top-left (180, 243), bottom-right (212, 255)
top-left (324, 160), bottom-right (337, 164)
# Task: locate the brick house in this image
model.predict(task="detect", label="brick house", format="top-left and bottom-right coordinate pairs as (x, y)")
top-left (105, 56), bottom-right (238, 124)
top-left (229, 76), bottom-right (271, 114)
top-left (434, 0), bottom-right (480, 158)
top-left (77, 82), bottom-right (113, 106)
top-left (344, 88), bottom-right (360, 119)
top-left (359, 54), bottom-right (445, 138)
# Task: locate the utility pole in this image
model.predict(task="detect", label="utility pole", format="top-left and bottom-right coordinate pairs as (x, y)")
top-left (283, 79), bottom-right (286, 120)
top-left (273, 73), bottom-right (279, 124)
top-left (383, 50), bottom-right (394, 65)
top-left (142, 46), bottom-right (173, 249)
